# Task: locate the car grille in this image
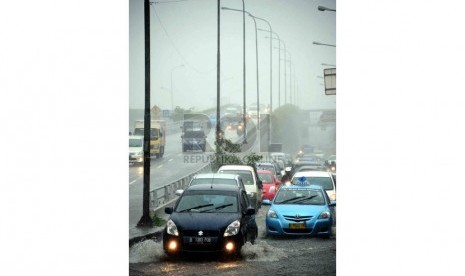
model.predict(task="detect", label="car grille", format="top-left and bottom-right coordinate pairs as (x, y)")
top-left (283, 228), bottom-right (313, 234)
top-left (283, 215), bottom-right (313, 222)
top-left (182, 230), bottom-right (220, 237)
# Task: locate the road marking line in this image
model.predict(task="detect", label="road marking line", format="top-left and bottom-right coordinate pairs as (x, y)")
top-left (129, 179), bottom-right (137, 185)
top-left (157, 165), bottom-right (163, 168)
top-left (169, 158), bottom-right (173, 162)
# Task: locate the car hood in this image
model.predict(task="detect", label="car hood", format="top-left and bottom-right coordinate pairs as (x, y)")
top-left (171, 212), bottom-right (241, 232)
top-left (271, 203), bottom-right (327, 217)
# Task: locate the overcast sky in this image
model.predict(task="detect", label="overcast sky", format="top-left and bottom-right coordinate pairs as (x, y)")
top-left (129, 0), bottom-right (336, 111)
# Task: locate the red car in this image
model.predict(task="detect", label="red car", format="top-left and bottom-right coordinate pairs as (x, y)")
top-left (258, 170), bottom-right (281, 201)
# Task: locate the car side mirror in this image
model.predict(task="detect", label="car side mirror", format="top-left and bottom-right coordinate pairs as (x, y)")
top-left (262, 199), bottom-right (271, 205)
top-left (175, 189), bottom-right (184, 196)
top-left (245, 207), bottom-right (255, 216)
top-left (165, 207), bottom-right (173, 214)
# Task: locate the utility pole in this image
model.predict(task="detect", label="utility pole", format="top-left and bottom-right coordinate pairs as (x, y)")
top-left (216, 0), bottom-right (221, 154)
top-left (241, 0), bottom-right (247, 144)
top-left (137, 0), bottom-right (153, 227)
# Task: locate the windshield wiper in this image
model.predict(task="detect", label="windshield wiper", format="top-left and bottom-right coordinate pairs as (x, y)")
top-left (200, 203), bottom-right (233, 213)
top-left (178, 204), bottom-right (213, 213)
top-left (292, 195), bottom-right (318, 204)
top-left (277, 196), bottom-right (306, 204)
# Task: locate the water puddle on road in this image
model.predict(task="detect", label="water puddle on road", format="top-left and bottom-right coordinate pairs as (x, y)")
top-left (129, 240), bottom-right (165, 263)
top-left (241, 240), bottom-right (287, 262)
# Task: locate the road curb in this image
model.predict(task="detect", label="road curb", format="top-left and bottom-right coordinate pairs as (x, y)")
top-left (129, 228), bottom-right (164, 248)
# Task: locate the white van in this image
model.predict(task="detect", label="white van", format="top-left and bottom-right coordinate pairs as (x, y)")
top-left (291, 171), bottom-right (336, 202)
top-left (217, 165), bottom-right (263, 209)
top-left (129, 135), bottom-right (144, 165)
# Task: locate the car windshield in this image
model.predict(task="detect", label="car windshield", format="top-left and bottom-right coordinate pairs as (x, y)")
top-left (190, 178), bottom-right (237, 186)
top-left (291, 176), bottom-right (334, 190)
top-left (274, 189), bottom-right (325, 205)
top-left (219, 170), bottom-right (254, 185)
top-left (257, 165), bottom-right (275, 174)
top-left (129, 138), bottom-right (142, 147)
top-left (258, 173), bottom-right (272, 183)
top-left (176, 192), bottom-right (238, 213)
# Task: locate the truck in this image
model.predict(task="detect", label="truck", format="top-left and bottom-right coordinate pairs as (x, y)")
top-left (133, 120), bottom-right (166, 158)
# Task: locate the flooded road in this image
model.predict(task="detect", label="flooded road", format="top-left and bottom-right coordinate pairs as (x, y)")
top-left (129, 206), bottom-right (336, 276)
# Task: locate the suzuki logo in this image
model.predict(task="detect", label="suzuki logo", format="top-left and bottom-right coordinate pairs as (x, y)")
top-left (198, 231), bottom-right (203, 236)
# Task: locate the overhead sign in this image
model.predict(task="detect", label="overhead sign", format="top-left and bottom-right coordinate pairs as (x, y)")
top-left (324, 68), bottom-right (336, 95)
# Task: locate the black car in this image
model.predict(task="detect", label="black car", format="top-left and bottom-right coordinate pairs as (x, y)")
top-left (163, 184), bottom-right (257, 257)
top-left (182, 128), bottom-right (207, 152)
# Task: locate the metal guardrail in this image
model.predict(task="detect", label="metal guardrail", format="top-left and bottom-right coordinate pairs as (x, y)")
top-left (150, 161), bottom-right (213, 213)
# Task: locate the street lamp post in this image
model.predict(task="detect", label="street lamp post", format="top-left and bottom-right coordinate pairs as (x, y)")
top-left (318, 5), bottom-right (336, 12)
top-left (261, 30), bottom-right (283, 107)
top-left (253, 16), bottom-right (273, 148)
top-left (313, 41), bottom-right (336, 47)
top-left (222, 6), bottom-right (262, 149)
top-left (170, 64), bottom-right (184, 111)
top-left (216, 0), bottom-right (221, 155)
top-left (138, 0), bottom-right (152, 228)
top-left (241, 0), bottom-right (247, 144)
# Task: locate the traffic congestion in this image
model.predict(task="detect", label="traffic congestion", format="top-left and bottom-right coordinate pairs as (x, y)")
top-left (128, 0), bottom-right (336, 274)
top-left (129, 118), bottom-right (337, 274)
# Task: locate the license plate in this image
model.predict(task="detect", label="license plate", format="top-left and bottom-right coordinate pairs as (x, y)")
top-left (189, 237), bottom-right (211, 244)
top-left (289, 223), bottom-right (306, 229)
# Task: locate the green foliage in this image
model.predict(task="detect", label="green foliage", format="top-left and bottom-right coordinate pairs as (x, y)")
top-left (245, 152), bottom-right (263, 166)
top-left (151, 214), bottom-right (167, 227)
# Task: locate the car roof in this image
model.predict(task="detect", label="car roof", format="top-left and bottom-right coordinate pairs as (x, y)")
top-left (218, 165), bottom-right (255, 172)
top-left (193, 173), bottom-right (239, 180)
top-left (184, 183), bottom-right (241, 193)
top-left (293, 171), bottom-right (331, 177)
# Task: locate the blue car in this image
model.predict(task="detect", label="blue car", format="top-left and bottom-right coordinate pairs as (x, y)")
top-left (263, 185), bottom-right (335, 238)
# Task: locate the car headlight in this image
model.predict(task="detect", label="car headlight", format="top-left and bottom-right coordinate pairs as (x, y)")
top-left (224, 220), bottom-right (240, 237)
top-left (267, 209), bottom-right (278, 218)
top-left (318, 211), bottom-right (331, 219)
top-left (166, 219), bottom-right (179, 236)
top-left (330, 193), bottom-right (336, 201)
